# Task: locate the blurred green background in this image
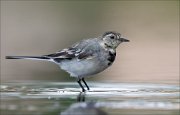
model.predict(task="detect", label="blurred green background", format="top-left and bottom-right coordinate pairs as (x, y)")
top-left (1, 1), bottom-right (179, 84)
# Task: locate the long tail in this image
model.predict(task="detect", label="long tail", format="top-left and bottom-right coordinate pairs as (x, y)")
top-left (6, 56), bottom-right (51, 61)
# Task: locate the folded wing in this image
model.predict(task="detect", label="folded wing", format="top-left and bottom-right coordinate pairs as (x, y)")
top-left (45, 38), bottom-right (100, 63)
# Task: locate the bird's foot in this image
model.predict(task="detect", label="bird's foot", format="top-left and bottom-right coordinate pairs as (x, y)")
top-left (87, 87), bottom-right (90, 91)
top-left (82, 88), bottom-right (86, 92)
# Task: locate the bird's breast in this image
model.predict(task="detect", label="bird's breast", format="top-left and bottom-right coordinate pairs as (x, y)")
top-left (107, 50), bottom-right (116, 66)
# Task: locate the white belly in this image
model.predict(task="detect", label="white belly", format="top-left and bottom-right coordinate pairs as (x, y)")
top-left (58, 58), bottom-right (108, 78)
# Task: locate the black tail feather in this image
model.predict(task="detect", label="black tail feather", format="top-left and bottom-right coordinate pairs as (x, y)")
top-left (5, 56), bottom-right (50, 60)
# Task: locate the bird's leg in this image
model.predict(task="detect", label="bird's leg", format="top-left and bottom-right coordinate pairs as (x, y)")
top-left (82, 78), bottom-right (90, 90)
top-left (77, 79), bottom-right (85, 92)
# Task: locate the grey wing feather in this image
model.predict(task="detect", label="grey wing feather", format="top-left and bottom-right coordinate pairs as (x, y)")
top-left (44, 38), bottom-right (100, 62)
top-left (74, 38), bottom-right (100, 59)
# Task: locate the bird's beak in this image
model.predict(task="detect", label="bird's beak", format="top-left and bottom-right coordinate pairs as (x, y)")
top-left (120, 38), bottom-right (130, 42)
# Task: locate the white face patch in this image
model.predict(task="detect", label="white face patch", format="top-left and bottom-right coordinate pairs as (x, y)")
top-left (107, 34), bottom-right (116, 40)
top-left (102, 37), bottom-right (106, 41)
top-left (101, 32), bottom-right (122, 49)
top-left (117, 35), bottom-right (120, 39)
top-left (107, 34), bottom-right (114, 37)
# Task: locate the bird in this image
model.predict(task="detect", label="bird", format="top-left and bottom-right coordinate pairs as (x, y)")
top-left (6, 31), bottom-right (129, 92)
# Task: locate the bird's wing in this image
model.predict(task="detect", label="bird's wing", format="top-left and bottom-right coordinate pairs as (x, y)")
top-left (73, 38), bottom-right (100, 59)
top-left (45, 38), bottom-right (100, 62)
top-left (45, 47), bottom-right (77, 59)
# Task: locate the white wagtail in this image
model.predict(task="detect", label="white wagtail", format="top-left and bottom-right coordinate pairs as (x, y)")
top-left (6, 31), bottom-right (129, 92)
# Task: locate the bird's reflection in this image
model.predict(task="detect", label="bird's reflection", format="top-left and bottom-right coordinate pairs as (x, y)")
top-left (61, 92), bottom-right (107, 115)
top-left (77, 92), bottom-right (86, 102)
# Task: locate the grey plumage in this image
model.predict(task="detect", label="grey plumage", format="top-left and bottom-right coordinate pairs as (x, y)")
top-left (6, 31), bottom-right (129, 92)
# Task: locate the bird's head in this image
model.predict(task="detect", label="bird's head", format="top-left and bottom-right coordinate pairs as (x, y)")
top-left (101, 31), bottom-right (129, 49)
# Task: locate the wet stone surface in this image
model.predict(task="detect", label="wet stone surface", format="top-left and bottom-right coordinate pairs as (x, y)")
top-left (0, 82), bottom-right (179, 115)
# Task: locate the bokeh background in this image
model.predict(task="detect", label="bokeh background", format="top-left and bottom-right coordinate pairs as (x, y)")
top-left (1, 1), bottom-right (179, 84)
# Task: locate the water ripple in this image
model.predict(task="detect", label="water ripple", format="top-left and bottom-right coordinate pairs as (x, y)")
top-left (1, 82), bottom-right (179, 111)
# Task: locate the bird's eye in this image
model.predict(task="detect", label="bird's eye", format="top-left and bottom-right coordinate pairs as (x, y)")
top-left (110, 36), bottom-right (115, 39)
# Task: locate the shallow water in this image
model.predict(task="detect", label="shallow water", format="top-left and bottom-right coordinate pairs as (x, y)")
top-left (0, 82), bottom-right (179, 115)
